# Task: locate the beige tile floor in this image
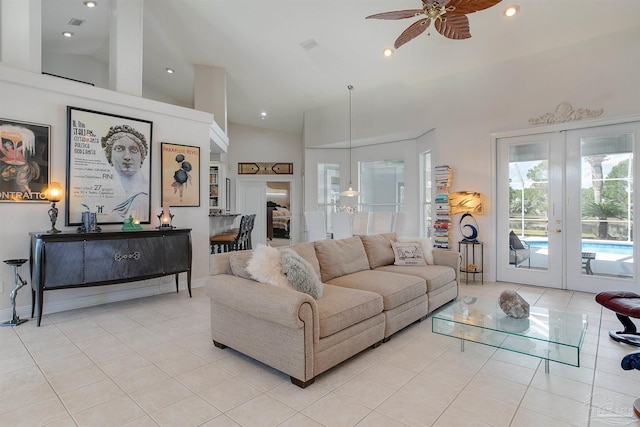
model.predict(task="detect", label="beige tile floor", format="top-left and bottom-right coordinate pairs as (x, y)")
top-left (2, 281), bottom-right (640, 426)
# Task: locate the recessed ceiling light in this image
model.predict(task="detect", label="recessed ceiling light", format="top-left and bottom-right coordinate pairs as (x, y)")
top-left (260, 112), bottom-right (267, 119)
top-left (504, 5), bottom-right (519, 17)
top-left (165, 68), bottom-right (175, 74)
top-left (62, 31), bottom-right (74, 37)
top-left (383, 48), bottom-right (394, 57)
top-left (83, 1), bottom-right (97, 7)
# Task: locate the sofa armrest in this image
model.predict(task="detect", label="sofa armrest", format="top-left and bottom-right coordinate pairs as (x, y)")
top-left (432, 249), bottom-right (462, 283)
top-left (207, 274), bottom-right (317, 330)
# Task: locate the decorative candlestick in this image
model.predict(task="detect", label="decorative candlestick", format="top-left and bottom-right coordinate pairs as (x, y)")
top-left (157, 205), bottom-right (175, 229)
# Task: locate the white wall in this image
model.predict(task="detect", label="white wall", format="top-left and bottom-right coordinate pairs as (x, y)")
top-left (303, 25), bottom-right (640, 281)
top-left (0, 65), bottom-right (212, 315)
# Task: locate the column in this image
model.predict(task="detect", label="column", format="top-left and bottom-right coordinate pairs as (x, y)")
top-left (0, 0), bottom-right (42, 73)
top-left (109, 0), bottom-right (143, 96)
top-left (194, 64), bottom-right (227, 134)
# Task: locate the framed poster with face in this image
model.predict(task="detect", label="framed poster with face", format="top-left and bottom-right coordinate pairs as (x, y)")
top-left (160, 143), bottom-right (200, 207)
top-left (0, 118), bottom-right (51, 202)
top-left (66, 107), bottom-right (153, 225)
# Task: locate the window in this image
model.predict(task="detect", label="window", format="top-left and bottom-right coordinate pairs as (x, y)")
top-left (359, 159), bottom-right (404, 212)
top-left (317, 163), bottom-right (340, 229)
top-left (422, 151), bottom-right (432, 237)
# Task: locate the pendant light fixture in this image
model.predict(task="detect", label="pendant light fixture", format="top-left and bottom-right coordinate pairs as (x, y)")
top-left (340, 85), bottom-right (359, 197)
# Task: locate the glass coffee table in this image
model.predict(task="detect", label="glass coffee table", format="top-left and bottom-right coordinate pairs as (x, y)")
top-left (432, 295), bottom-right (588, 372)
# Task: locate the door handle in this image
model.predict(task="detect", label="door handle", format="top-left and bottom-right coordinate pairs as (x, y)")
top-left (555, 229), bottom-right (562, 233)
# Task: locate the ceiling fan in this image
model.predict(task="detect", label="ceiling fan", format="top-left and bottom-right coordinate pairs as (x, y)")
top-left (366, 0), bottom-right (503, 49)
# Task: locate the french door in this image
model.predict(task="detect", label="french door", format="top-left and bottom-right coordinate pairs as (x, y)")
top-left (496, 122), bottom-right (639, 292)
top-left (497, 132), bottom-right (564, 288)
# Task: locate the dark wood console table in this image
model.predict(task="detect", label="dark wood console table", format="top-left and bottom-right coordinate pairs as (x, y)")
top-left (29, 228), bottom-right (192, 326)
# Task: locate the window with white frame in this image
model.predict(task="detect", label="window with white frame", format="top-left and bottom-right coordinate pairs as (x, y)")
top-left (422, 151), bottom-right (432, 237)
top-left (317, 163), bottom-right (340, 229)
top-left (359, 159), bottom-right (404, 212)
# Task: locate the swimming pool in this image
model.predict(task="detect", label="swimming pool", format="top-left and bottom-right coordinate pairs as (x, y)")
top-left (524, 239), bottom-right (633, 255)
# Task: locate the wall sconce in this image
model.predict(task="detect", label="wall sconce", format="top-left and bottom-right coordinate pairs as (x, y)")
top-left (449, 191), bottom-right (483, 243)
top-left (157, 204), bottom-right (174, 229)
top-left (46, 182), bottom-right (63, 234)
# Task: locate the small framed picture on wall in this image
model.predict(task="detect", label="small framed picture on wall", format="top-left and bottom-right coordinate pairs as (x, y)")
top-left (160, 142), bottom-right (200, 207)
top-left (0, 118), bottom-right (51, 203)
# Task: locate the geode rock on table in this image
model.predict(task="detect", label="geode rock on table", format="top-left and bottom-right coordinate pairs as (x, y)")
top-left (499, 290), bottom-right (530, 319)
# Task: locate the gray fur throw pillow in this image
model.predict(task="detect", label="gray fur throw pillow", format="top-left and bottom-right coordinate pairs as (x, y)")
top-left (280, 248), bottom-right (323, 299)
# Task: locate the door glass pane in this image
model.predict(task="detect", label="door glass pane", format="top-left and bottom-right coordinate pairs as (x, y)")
top-left (508, 143), bottom-right (549, 270)
top-left (580, 134), bottom-right (634, 278)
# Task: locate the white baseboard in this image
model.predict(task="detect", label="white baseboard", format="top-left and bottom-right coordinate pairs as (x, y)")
top-left (0, 278), bottom-right (206, 322)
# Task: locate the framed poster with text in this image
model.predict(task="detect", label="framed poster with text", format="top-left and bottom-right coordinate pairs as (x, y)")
top-left (0, 118), bottom-right (50, 202)
top-left (160, 142), bottom-right (200, 207)
top-left (66, 107), bottom-right (153, 225)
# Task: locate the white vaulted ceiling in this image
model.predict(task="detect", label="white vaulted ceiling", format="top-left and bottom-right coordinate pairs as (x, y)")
top-left (41, 0), bottom-right (640, 135)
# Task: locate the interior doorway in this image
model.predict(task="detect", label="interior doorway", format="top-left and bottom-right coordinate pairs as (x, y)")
top-left (266, 181), bottom-right (291, 247)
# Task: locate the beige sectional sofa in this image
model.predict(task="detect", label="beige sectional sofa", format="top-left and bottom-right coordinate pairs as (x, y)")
top-left (207, 233), bottom-right (460, 388)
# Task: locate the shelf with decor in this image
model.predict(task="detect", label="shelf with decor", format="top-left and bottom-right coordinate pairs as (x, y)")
top-left (433, 165), bottom-right (452, 249)
top-left (209, 162), bottom-right (220, 209)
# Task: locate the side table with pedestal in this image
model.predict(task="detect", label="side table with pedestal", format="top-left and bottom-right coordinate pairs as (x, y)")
top-left (459, 240), bottom-right (483, 284)
top-left (1, 259), bottom-right (29, 326)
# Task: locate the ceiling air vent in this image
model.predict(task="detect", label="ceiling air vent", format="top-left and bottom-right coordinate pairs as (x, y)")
top-left (68, 18), bottom-right (85, 26)
top-left (299, 39), bottom-right (318, 51)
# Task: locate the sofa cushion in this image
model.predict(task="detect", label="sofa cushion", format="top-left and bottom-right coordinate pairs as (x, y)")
top-left (360, 233), bottom-right (398, 269)
top-left (327, 270), bottom-right (426, 311)
top-left (375, 265), bottom-right (456, 293)
top-left (246, 244), bottom-right (289, 287)
top-left (316, 284), bottom-right (383, 338)
top-left (229, 251), bottom-right (253, 280)
top-left (280, 248), bottom-right (323, 299)
top-left (283, 242), bottom-right (321, 279)
top-left (314, 236), bottom-right (371, 282)
top-left (391, 241), bottom-right (426, 266)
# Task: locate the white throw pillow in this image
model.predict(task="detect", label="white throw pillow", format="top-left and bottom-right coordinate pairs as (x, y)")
top-left (396, 236), bottom-right (434, 265)
top-left (246, 244), bottom-right (289, 287)
top-left (391, 241), bottom-right (426, 266)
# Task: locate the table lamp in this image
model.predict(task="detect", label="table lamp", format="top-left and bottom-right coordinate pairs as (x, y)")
top-left (46, 182), bottom-right (63, 233)
top-left (449, 191), bottom-right (483, 243)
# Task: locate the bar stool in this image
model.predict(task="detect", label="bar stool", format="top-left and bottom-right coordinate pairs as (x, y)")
top-left (2, 259), bottom-right (29, 326)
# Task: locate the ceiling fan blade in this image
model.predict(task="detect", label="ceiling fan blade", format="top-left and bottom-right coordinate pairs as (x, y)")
top-left (394, 19), bottom-right (431, 49)
top-left (446, 0), bottom-right (503, 15)
top-left (366, 9), bottom-right (424, 20)
top-left (434, 14), bottom-right (471, 39)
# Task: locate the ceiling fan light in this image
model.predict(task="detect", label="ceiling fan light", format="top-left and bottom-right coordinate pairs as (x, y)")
top-left (504, 5), bottom-right (519, 17)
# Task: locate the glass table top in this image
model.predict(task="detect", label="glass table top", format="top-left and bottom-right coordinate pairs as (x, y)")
top-left (432, 295), bottom-right (589, 367)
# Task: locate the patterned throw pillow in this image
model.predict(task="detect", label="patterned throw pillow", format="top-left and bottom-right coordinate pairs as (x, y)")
top-left (396, 236), bottom-right (434, 265)
top-left (280, 248), bottom-right (323, 299)
top-left (391, 241), bottom-right (427, 266)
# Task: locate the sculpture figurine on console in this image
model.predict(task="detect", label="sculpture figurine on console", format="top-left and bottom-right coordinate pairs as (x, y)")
top-left (122, 215), bottom-right (143, 231)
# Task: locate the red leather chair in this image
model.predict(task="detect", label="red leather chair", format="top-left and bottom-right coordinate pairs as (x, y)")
top-left (596, 291), bottom-right (640, 347)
